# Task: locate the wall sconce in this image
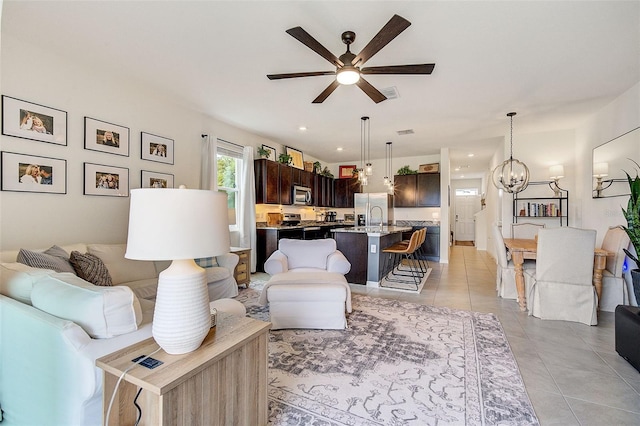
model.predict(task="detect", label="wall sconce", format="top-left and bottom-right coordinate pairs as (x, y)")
top-left (593, 162), bottom-right (609, 198)
top-left (548, 164), bottom-right (565, 197)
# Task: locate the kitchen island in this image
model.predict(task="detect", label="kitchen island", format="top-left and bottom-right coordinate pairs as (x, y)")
top-left (332, 226), bottom-right (412, 285)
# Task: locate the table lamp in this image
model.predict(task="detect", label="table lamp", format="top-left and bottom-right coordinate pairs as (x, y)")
top-left (126, 187), bottom-right (230, 354)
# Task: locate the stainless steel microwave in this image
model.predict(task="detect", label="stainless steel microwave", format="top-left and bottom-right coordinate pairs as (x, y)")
top-left (293, 185), bottom-right (312, 205)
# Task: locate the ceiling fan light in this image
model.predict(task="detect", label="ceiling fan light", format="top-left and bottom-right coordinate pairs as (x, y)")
top-left (337, 67), bottom-right (360, 85)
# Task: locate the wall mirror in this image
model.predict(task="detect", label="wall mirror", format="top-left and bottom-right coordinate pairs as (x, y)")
top-left (592, 126), bottom-right (640, 198)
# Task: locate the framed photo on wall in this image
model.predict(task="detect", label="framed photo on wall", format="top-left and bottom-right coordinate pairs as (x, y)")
top-left (286, 146), bottom-right (304, 169)
top-left (84, 117), bottom-right (130, 156)
top-left (83, 162), bottom-right (129, 197)
top-left (141, 170), bottom-right (174, 188)
top-left (1, 151), bottom-right (67, 194)
top-left (339, 165), bottom-right (357, 179)
top-left (141, 132), bottom-right (174, 164)
top-left (261, 144), bottom-right (277, 161)
top-left (1, 96), bottom-right (67, 145)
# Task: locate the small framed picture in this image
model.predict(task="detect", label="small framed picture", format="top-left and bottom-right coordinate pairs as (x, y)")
top-left (141, 170), bottom-right (174, 188)
top-left (286, 146), bottom-right (304, 169)
top-left (141, 132), bottom-right (174, 164)
top-left (339, 165), bottom-right (358, 179)
top-left (1, 151), bottom-right (67, 194)
top-left (83, 162), bottom-right (129, 197)
top-left (261, 144), bottom-right (277, 161)
top-left (1, 96), bottom-right (67, 145)
top-left (419, 163), bottom-right (439, 173)
top-left (84, 117), bottom-right (130, 156)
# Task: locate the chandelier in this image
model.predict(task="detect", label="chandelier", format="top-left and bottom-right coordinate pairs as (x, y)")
top-left (491, 112), bottom-right (530, 193)
top-left (358, 116), bottom-right (371, 185)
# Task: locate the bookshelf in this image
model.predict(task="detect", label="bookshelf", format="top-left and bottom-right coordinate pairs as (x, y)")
top-left (513, 181), bottom-right (568, 227)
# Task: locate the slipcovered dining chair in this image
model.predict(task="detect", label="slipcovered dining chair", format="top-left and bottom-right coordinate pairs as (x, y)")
top-left (511, 222), bottom-right (545, 239)
top-left (492, 223), bottom-right (535, 299)
top-left (599, 226), bottom-right (631, 312)
top-left (524, 227), bottom-right (598, 325)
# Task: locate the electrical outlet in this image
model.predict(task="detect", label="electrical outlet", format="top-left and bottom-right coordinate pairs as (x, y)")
top-left (370, 244), bottom-right (377, 254)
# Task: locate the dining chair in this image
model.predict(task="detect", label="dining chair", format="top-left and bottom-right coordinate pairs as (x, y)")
top-left (492, 223), bottom-right (535, 299)
top-left (511, 222), bottom-right (545, 239)
top-left (599, 226), bottom-right (631, 312)
top-left (524, 227), bottom-right (598, 325)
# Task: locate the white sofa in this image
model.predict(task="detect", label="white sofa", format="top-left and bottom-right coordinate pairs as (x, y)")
top-left (260, 239), bottom-right (352, 329)
top-left (0, 243), bottom-right (239, 426)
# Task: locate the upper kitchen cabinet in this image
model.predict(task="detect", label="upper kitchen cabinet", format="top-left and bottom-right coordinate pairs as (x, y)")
top-left (314, 174), bottom-right (334, 207)
top-left (255, 159), bottom-right (292, 205)
top-left (334, 177), bottom-right (362, 208)
top-left (393, 173), bottom-right (440, 207)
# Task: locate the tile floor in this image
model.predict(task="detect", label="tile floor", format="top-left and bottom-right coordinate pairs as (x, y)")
top-left (253, 245), bottom-right (640, 425)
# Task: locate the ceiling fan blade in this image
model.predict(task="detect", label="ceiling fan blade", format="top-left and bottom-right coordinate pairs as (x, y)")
top-left (312, 80), bottom-right (340, 103)
top-left (361, 63), bottom-right (435, 75)
top-left (355, 77), bottom-right (387, 103)
top-left (286, 27), bottom-right (343, 67)
top-left (352, 15), bottom-right (411, 66)
top-left (267, 71), bottom-right (336, 80)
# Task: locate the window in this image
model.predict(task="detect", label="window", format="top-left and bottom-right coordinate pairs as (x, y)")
top-left (216, 139), bottom-right (243, 228)
top-left (455, 188), bottom-right (478, 196)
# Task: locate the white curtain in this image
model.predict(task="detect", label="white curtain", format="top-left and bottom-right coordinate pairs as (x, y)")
top-left (240, 146), bottom-right (257, 272)
top-left (200, 135), bottom-right (216, 190)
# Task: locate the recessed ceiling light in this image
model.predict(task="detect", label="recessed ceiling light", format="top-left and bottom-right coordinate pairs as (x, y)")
top-left (336, 147), bottom-right (343, 151)
top-left (467, 153), bottom-right (474, 157)
top-left (298, 126), bottom-right (307, 131)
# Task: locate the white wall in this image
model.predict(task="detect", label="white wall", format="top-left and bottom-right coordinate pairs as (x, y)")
top-left (0, 33), bottom-right (280, 250)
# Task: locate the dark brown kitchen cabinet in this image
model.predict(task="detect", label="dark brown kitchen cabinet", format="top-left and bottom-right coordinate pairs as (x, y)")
top-left (254, 159), bottom-right (292, 205)
top-left (334, 178), bottom-right (361, 208)
top-left (393, 173), bottom-right (440, 207)
top-left (314, 175), bottom-right (334, 207)
top-left (417, 173), bottom-right (440, 207)
top-left (393, 175), bottom-right (417, 207)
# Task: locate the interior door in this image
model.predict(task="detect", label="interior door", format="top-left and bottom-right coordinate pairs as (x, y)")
top-left (455, 195), bottom-right (481, 242)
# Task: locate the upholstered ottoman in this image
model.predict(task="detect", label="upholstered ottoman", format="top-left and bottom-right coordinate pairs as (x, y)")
top-left (258, 271), bottom-right (352, 330)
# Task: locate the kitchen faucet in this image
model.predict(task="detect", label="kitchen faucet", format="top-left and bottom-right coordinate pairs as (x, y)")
top-left (370, 205), bottom-right (384, 230)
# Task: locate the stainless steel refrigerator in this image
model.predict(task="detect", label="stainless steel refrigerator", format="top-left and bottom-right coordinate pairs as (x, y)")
top-left (354, 193), bottom-right (394, 226)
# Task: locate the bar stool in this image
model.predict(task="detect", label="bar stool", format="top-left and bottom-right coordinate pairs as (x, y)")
top-left (381, 229), bottom-right (423, 289)
top-left (394, 228), bottom-right (429, 275)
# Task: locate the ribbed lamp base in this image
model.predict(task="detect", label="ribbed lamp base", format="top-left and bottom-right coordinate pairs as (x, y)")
top-left (152, 259), bottom-right (210, 355)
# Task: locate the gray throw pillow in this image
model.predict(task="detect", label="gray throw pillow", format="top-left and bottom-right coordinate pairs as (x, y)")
top-left (17, 245), bottom-right (76, 274)
top-left (69, 251), bottom-right (113, 287)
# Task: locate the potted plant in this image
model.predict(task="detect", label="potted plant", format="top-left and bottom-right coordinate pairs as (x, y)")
top-left (313, 161), bottom-right (322, 174)
top-left (257, 146), bottom-right (271, 159)
top-left (397, 165), bottom-right (418, 175)
top-left (278, 153), bottom-right (292, 165)
top-left (622, 159), bottom-right (640, 303)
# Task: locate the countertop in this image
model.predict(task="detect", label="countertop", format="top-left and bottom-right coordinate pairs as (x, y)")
top-left (256, 221), bottom-right (355, 230)
top-left (331, 225), bottom-right (412, 236)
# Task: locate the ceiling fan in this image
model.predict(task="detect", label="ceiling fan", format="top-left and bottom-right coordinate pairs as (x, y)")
top-left (267, 14), bottom-right (435, 104)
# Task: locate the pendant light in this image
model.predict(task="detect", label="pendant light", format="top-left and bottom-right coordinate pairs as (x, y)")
top-left (363, 116), bottom-right (373, 176)
top-left (384, 141), bottom-right (393, 193)
top-left (358, 116), bottom-right (370, 186)
top-left (491, 112), bottom-right (530, 193)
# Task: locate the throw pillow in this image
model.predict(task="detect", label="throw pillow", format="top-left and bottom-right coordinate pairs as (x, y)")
top-left (16, 246), bottom-right (76, 274)
top-left (195, 257), bottom-right (218, 268)
top-left (69, 251), bottom-right (113, 287)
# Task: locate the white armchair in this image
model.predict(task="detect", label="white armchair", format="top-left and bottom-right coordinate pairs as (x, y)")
top-left (492, 223), bottom-right (535, 299)
top-left (264, 238), bottom-right (351, 275)
top-left (599, 226), bottom-right (631, 311)
top-left (524, 227), bottom-right (598, 325)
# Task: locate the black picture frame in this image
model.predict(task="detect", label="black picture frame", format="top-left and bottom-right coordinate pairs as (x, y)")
top-left (84, 117), bottom-right (130, 156)
top-left (141, 132), bottom-right (174, 164)
top-left (1, 151), bottom-right (67, 194)
top-left (83, 162), bottom-right (129, 197)
top-left (1, 96), bottom-right (67, 145)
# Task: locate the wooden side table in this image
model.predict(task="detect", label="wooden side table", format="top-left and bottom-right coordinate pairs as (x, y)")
top-left (97, 314), bottom-right (270, 425)
top-left (231, 246), bottom-right (251, 287)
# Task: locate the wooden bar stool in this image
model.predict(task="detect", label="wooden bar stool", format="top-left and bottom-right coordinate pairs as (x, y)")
top-left (381, 229), bottom-right (423, 288)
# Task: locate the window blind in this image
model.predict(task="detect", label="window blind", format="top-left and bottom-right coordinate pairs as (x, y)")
top-left (217, 139), bottom-right (243, 159)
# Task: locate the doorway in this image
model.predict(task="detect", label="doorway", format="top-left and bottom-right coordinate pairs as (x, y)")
top-left (454, 190), bottom-right (481, 244)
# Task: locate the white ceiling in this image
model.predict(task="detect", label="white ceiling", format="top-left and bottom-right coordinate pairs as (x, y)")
top-left (3, 1), bottom-right (639, 178)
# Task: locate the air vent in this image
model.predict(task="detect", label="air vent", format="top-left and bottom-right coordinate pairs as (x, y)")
top-left (396, 129), bottom-right (414, 136)
top-left (380, 86), bottom-right (399, 100)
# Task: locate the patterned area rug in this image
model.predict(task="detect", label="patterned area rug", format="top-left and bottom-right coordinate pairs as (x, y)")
top-left (237, 282), bottom-right (539, 426)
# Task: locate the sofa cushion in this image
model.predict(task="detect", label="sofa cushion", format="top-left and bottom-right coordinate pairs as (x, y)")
top-left (69, 251), bottom-right (113, 287)
top-left (31, 273), bottom-right (143, 338)
top-left (278, 238), bottom-right (337, 270)
top-left (0, 262), bottom-right (56, 305)
top-left (17, 245), bottom-right (76, 274)
top-left (196, 257), bottom-right (218, 268)
top-left (124, 278), bottom-right (159, 300)
top-left (87, 244), bottom-right (157, 285)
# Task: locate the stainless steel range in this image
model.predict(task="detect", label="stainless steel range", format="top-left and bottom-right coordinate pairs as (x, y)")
top-left (281, 213), bottom-right (301, 227)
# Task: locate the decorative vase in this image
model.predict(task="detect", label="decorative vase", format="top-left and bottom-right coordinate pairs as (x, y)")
top-left (632, 269), bottom-right (640, 306)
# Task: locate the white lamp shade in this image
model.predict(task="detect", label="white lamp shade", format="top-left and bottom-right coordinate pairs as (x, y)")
top-left (593, 162), bottom-right (609, 177)
top-left (126, 188), bottom-right (230, 261)
top-left (549, 165), bottom-right (564, 180)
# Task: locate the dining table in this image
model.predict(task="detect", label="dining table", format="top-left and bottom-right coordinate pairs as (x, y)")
top-left (503, 238), bottom-right (609, 312)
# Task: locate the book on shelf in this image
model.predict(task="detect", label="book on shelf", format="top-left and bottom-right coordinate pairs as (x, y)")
top-left (519, 202), bottom-right (561, 217)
